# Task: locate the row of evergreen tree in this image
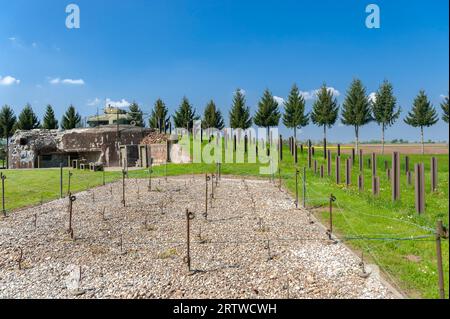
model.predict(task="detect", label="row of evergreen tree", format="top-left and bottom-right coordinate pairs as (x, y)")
top-left (1, 79), bottom-right (449, 155)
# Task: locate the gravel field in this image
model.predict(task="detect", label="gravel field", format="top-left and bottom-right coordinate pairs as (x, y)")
top-left (0, 176), bottom-right (397, 299)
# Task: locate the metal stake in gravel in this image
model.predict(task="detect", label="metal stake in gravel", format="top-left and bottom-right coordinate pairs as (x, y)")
top-left (279, 135), bottom-right (283, 162)
top-left (327, 194), bottom-right (336, 240)
top-left (60, 163), bottom-right (64, 199)
top-left (1, 172), bottom-right (6, 217)
top-left (264, 240), bottom-right (273, 261)
top-left (102, 169), bottom-right (106, 186)
top-left (431, 157), bottom-right (438, 192)
top-left (67, 193), bottom-right (76, 239)
top-left (295, 168), bottom-right (299, 209)
top-left (302, 167), bottom-right (307, 208)
top-left (414, 163), bottom-right (425, 214)
top-left (121, 170), bottom-right (126, 207)
top-left (204, 174), bottom-right (210, 219)
top-left (184, 209), bottom-right (195, 273)
top-left (435, 220), bottom-right (448, 299)
top-left (16, 247), bottom-right (23, 270)
top-left (67, 171), bottom-right (73, 195)
top-left (392, 152), bottom-right (400, 201)
top-left (278, 167), bottom-right (282, 190)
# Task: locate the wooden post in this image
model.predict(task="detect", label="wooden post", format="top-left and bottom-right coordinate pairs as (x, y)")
top-left (372, 176), bottom-right (380, 196)
top-left (294, 141), bottom-right (298, 165)
top-left (327, 150), bottom-right (332, 176)
top-left (414, 163), bottom-right (425, 214)
top-left (279, 135), bottom-right (283, 162)
top-left (405, 156), bottom-right (410, 174)
top-left (371, 153), bottom-right (377, 176)
top-left (359, 149), bottom-right (363, 172)
top-left (358, 174), bottom-right (364, 191)
top-left (431, 157), bottom-right (438, 192)
top-left (337, 144), bottom-right (341, 157)
top-left (320, 165), bottom-right (324, 178)
top-left (314, 160), bottom-right (318, 174)
top-left (407, 171), bottom-right (412, 185)
top-left (345, 158), bottom-right (351, 187)
top-left (392, 152), bottom-right (400, 201)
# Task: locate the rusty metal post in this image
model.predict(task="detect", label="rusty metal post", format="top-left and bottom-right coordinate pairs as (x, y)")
top-left (211, 173), bottom-right (215, 199)
top-left (148, 158), bottom-right (153, 192)
top-left (295, 168), bottom-right (299, 209)
top-left (121, 169), bottom-right (126, 207)
top-left (60, 163), bottom-right (64, 199)
top-left (278, 167), bottom-right (282, 190)
top-left (184, 209), bottom-right (195, 272)
top-left (345, 158), bottom-right (351, 187)
top-left (392, 152), bottom-right (400, 201)
top-left (327, 150), bottom-right (332, 176)
top-left (335, 156), bottom-right (341, 184)
top-left (431, 157), bottom-right (438, 192)
top-left (308, 140), bottom-right (312, 168)
top-left (67, 193), bottom-right (76, 239)
top-left (327, 194), bottom-right (336, 240)
top-left (279, 135), bottom-right (283, 162)
top-left (302, 167), bottom-right (306, 208)
top-left (1, 173), bottom-right (6, 217)
top-left (415, 163), bottom-right (425, 214)
top-left (204, 174), bottom-right (210, 219)
top-left (102, 169), bottom-right (105, 186)
top-left (67, 171), bottom-right (73, 195)
top-left (435, 220), bottom-right (447, 299)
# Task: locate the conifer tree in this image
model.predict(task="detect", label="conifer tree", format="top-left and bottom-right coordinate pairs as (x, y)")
top-left (441, 95), bottom-right (449, 123)
top-left (173, 97), bottom-right (199, 132)
top-left (254, 89), bottom-right (281, 141)
top-left (0, 105), bottom-right (17, 169)
top-left (42, 105), bottom-right (59, 129)
top-left (341, 79), bottom-right (373, 153)
top-left (229, 89), bottom-right (252, 130)
top-left (311, 85), bottom-right (339, 157)
top-left (149, 99), bottom-right (171, 133)
top-left (404, 90), bottom-right (439, 154)
top-left (283, 84), bottom-right (309, 142)
top-left (16, 104), bottom-right (40, 130)
top-left (128, 102), bottom-right (144, 127)
top-left (203, 100), bottom-right (224, 130)
top-left (371, 81), bottom-right (401, 154)
top-left (61, 105), bottom-right (82, 130)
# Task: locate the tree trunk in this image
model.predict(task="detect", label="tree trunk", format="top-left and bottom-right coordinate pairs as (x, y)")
top-left (294, 127), bottom-right (297, 145)
top-left (323, 126), bottom-right (327, 159)
top-left (421, 126), bottom-right (424, 155)
top-left (355, 126), bottom-right (359, 154)
top-left (381, 125), bottom-right (385, 155)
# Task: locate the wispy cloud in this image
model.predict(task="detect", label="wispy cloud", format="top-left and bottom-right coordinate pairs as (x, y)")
top-left (49, 78), bottom-right (85, 85)
top-left (440, 94), bottom-right (448, 99)
top-left (273, 96), bottom-right (285, 106)
top-left (0, 75), bottom-right (20, 86)
top-left (105, 98), bottom-right (131, 108)
top-left (8, 37), bottom-right (16, 42)
top-left (87, 98), bottom-right (102, 106)
top-left (300, 87), bottom-right (341, 100)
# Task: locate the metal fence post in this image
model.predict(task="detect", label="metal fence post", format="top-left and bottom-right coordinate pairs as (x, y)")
top-left (121, 169), bottom-right (126, 207)
top-left (184, 209), bottom-right (195, 273)
top-left (295, 168), bottom-right (299, 209)
top-left (327, 194), bottom-right (336, 240)
top-left (302, 167), bottom-right (306, 208)
top-left (435, 220), bottom-right (447, 299)
top-left (1, 173), bottom-right (6, 217)
top-left (60, 163), bottom-right (63, 199)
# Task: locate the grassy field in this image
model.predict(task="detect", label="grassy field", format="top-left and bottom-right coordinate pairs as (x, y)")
top-left (1, 142), bottom-right (448, 299)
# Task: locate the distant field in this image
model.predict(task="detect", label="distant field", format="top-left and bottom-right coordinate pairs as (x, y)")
top-left (324, 143), bottom-right (448, 155)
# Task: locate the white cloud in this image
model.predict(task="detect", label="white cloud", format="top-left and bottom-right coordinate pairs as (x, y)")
top-left (49, 78), bottom-right (85, 85)
top-left (440, 94), bottom-right (448, 99)
top-left (0, 75), bottom-right (20, 86)
top-left (105, 98), bottom-right (131, 109)
top-left (273, 96), bottom-right (285, 105)
top-left (369, 92), bottom-right (377, 103)
top-left (87, 98), bottom-right (102, 106)
top-left (300, 87), bottom-right (341, 100)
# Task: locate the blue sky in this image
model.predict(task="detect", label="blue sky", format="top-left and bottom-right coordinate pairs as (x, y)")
top-left (0, 0), bottom-right (448, 142)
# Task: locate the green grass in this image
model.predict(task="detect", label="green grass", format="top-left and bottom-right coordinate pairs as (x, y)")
top-left (1, 142), bottom-right (448, 299)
